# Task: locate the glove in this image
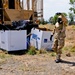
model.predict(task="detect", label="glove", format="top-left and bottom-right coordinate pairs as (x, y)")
top-left (50, 35), bottom-right (53, 41)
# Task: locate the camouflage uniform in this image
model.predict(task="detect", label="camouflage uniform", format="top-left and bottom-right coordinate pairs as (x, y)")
top-left (52, 21), bottom-right (66, 61)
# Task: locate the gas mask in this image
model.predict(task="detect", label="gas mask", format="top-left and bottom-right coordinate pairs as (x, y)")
top-left (57, 18), bottom-right (63, 24)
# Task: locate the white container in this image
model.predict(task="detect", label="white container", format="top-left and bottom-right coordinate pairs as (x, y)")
top-left (0, 30), bottom-right (27, 51)
top-left (30, 28), bottom-right (54, 50)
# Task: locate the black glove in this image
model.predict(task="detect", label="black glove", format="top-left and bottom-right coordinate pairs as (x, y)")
top-left (50, 35), bottom-right (53, 41)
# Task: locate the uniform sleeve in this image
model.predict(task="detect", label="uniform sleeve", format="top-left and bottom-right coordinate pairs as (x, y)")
top-left (61, 24), bottom-right (66, 32)
top-left (55, 22), bottom-right (59, 28)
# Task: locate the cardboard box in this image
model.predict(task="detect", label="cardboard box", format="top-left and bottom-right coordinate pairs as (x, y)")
top-left (0, 30), bottom-right (27, 51)
top-left (30, 28), bottom-right (54, 50)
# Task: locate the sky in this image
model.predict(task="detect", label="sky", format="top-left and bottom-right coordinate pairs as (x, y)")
top-left (43, 0), bottom-right (71, 20)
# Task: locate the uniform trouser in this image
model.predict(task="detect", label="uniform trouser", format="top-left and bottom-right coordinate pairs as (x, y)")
top-left (52, 38), bottom-right (65, 59)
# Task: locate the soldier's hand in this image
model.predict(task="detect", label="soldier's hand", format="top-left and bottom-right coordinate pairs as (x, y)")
top-left (50, 35), bottom-right (53, 41)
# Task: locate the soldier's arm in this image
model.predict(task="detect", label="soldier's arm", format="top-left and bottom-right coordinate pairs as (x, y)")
top-left (53, 28), bottom-right (55, 35)
top-left (27, 33), bottom-right (32, 37)
top-left (50, 27), bottom-right (55, 41)
top-left (53, 22), bottom-right (58, 35)
top-left (61, 13), bottom-right (68, 26)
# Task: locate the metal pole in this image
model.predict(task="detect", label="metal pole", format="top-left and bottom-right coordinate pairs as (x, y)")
top-left (27, 0), bottom-right (30, 10)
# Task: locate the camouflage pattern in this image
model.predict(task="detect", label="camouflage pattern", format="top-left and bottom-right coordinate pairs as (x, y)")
top-left (52, 13), bottom-right (68, 61)
top-left (52, 22), bottom-right (66, 58)
top-left (52, 38), bottom-right (65, 54)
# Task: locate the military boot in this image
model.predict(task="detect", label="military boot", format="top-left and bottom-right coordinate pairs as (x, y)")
top-left (55, 54), bottom-right (61, 63)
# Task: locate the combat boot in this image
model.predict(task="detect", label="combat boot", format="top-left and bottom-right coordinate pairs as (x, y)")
top-left (55, 54), bottom-right (61, 63)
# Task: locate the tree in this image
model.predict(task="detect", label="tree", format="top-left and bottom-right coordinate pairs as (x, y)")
top-left (52, 15), bottom-right (58, 24)
top-left (49, 17), bottom-right (54, 24)
top-left (69, 0), bottom-right (75, 23)
top-left (62, 13), bottom-right (68, 16)
top-left (69, 12), bottom-right (74, 22)
top-left (49, 13), bottom-right (67, 25)
top-left (40, 18), bottom-right (48, 25)
top-left (69, 0), bottom-right (75, 14)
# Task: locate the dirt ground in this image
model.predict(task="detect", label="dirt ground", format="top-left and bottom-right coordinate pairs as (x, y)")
top-left (0, 25), bottom-right (75, 75)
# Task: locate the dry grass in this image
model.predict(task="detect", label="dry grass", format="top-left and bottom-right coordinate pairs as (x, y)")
top-left (62, 45), bottom-right (75, 54)
top-left (66, 25), bottom-right (75, 30)
top-left (0, 53), bottom-right (11, 59)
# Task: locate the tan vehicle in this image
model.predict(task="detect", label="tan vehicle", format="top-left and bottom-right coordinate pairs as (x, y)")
top-left (0, 0), bottom-right (43, 25)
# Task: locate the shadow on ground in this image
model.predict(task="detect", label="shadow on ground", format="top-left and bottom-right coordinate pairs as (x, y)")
top-left (6, 50), bottom-right (28, 55)
top-left (60, 60), bottom-right (75, 66)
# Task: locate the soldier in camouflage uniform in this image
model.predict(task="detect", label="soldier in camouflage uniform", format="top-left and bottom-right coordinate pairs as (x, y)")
top-left (52, 13), bottom-right (68, 63)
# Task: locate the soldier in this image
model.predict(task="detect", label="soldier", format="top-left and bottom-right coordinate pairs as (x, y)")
top-left (52, 13), bottom-right (68, 63)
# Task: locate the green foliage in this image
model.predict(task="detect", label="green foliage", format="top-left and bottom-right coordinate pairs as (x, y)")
top-left (53, 15), bottom-right (58, 24)
top-left (28, 47), bottom-right (48, 55)
top-left (28, 46), bottom-right (36, 55)
top-left (50, 52), bottom-right (56, 57)
top-left (70, 0), bottom-right (75, 5)
top-left (49, 14), bottom-right (58, 25)
top-left (69, 12), bottom-right (74, 22)
top-left (69, 0), bottom-right (75, 23)
top-left (49, 13), bottom-right (67, 24)
top-left (37, 49), bottom-right (47, 54)
top-left (49, 17), bottom-right (54, 24)
top-left (62, 13), bottom-right (68, 16)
